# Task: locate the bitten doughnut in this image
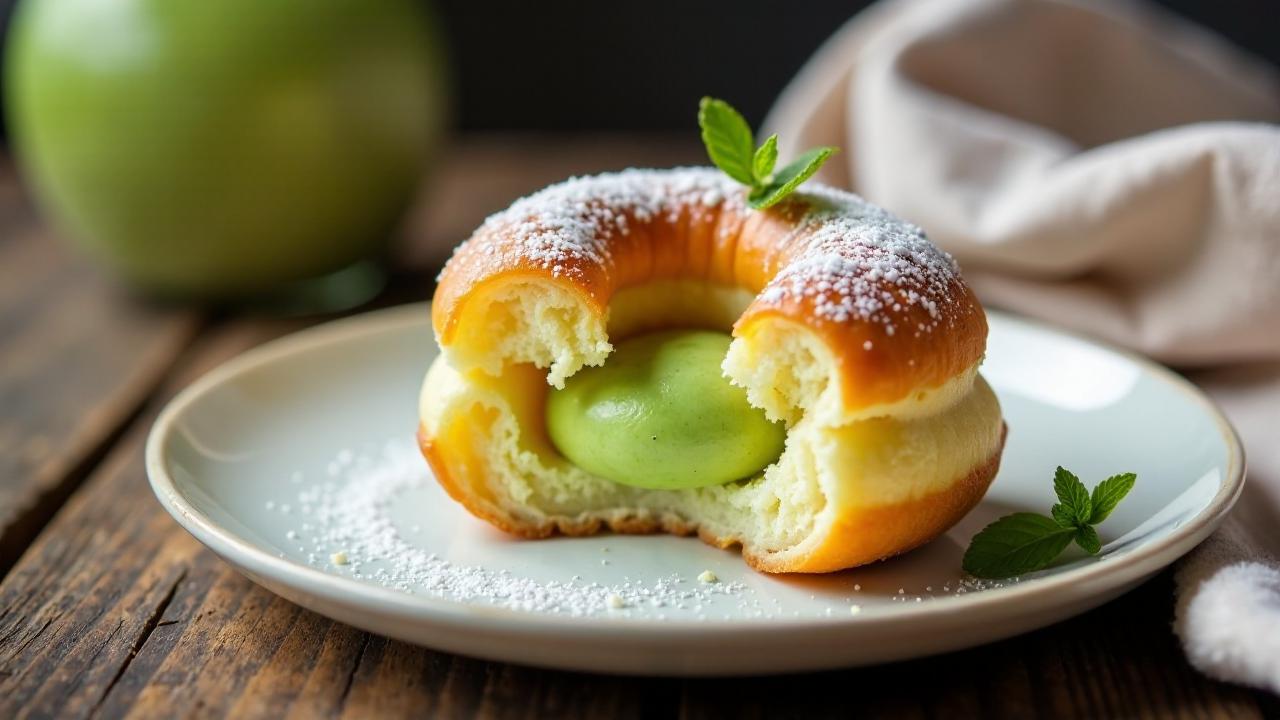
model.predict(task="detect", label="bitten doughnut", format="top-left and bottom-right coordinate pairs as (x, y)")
top-left (418, 167), bottom-right (1005, 573)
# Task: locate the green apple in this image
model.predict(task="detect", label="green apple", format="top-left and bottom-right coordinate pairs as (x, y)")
top-left (6, 0), bottom-right (447, 297)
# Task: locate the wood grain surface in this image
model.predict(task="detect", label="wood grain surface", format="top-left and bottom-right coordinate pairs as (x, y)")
top-left (0, 139), bottom-right (1276, 719)
top-left (0, 189), bottom-right (200, 576)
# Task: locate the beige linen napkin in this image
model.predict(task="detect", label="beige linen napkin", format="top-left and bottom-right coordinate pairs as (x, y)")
top-left (766, 0), bottom-right (1280, 691)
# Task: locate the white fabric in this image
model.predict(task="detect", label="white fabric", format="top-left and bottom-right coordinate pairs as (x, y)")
top-left (766, 0), bottom-right (1280, 692)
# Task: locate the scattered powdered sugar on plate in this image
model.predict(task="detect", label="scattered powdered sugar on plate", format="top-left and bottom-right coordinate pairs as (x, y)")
top-left (277, 440), bottom-right (749, 618)
top-left (261, 440), bottom-right (1021, 620)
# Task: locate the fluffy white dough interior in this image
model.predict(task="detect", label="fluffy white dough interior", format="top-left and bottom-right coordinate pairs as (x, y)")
top-left (444, 279), bottom-right (613, 388)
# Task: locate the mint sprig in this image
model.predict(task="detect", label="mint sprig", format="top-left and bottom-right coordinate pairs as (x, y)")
top-left (962, 467), bottom-right (1137, 579)
top-left (1089, 472), bottom-right (1137, 524)
top-left (697, 97), bottom-right (837, 210)
top-left (1051, 466), bottom-right (1091, 527)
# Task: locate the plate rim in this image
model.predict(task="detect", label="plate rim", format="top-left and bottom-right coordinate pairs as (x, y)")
top-left (145, 303), bottom-right (1246, 638)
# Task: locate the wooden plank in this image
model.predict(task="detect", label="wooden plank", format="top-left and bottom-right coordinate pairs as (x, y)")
top-left (0, 320), bottom-right (308, 719)
top-left (0, 172), bottom-right (201, 575)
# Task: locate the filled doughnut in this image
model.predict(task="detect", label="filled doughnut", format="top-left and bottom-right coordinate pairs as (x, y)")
top-left (418, 167), bottom-right (1005, 573)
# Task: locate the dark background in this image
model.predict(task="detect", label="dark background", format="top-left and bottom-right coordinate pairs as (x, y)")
top-left (0, 0), bottom-right (1274, 135)
top-left (434, 0), bottom-right (1277, 131)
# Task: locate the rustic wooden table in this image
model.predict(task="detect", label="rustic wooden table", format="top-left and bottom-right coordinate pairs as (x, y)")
top-left (1, 136), bottom-right (1275, 719)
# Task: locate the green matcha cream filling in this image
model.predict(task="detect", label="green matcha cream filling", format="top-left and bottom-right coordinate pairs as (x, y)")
top-left (545, 330), bottom-right (786, 490)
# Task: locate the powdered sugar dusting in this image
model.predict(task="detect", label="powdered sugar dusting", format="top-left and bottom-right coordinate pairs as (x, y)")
top-left (758, 184), bottom-right (963, 336)
top-left (438, 167), bottom-right (740, 287)
top-left (438, 167), bottom-right (964, 338)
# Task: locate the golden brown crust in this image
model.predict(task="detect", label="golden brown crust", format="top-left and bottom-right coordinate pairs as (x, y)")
top-left (419, 423), bottom-right (1007, 574)
top-left (747, 424), bottom-right (1007, 573)
top-left (432, 169), bottom-right (986, 410)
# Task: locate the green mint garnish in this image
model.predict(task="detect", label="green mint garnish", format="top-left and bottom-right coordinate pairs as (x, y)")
top-left (752, 133), bottom-right (778, 182)
top-left (1074, 524), bottom-right (1102, 555)
top-left (1088, 472), bottom-right (1138, 524)
top-left (961, 514), bottom-right (1076, 580)
top-left (962, 466), bottom-right (1137, 579)
top-left (1050, 466), bottom-right (1092, 527)
top-left (697, 97), bottom-right (837, 210)
top-left (698, 97), bottom-right (756, 185)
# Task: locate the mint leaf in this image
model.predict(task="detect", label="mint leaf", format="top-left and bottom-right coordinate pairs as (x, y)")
top-left (748, 147), bottom-right (837, 209)
top-left (752, 134), bottom-right (778, 183)
top-left (964, 467), bottom-right (1137, 578)
top-left (1088, 472), bottom-right (1137, 524)
top-left (1075, 524), bottom-right (1102, 555)
top-left (698, 97), bottom-right (755, 186)
top-left (1052, 466), bottom-right (1091, 526)
top-left (697, 98), bottom-right (839, 209)
top-left (961, 513), bottom-right (1077, 579)
top-left (1050, 503), bottom-right (1077, 528)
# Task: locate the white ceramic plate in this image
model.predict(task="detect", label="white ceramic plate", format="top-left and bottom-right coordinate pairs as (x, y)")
top-left (146, 304), bottom-right (1243, 676)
